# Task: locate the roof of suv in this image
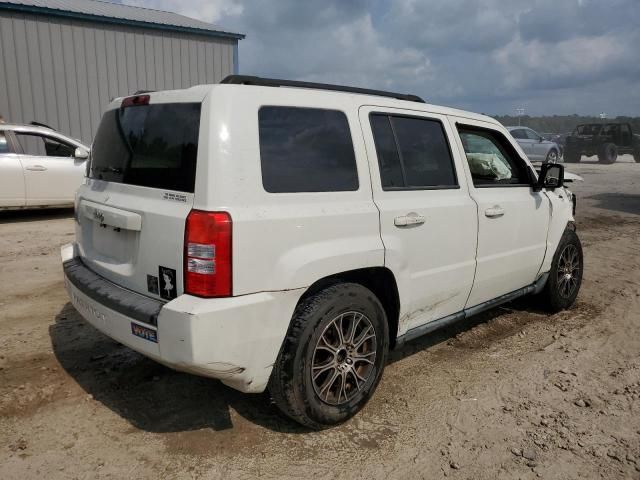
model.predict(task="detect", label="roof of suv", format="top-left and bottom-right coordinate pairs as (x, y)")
top-left (215, 75), bottom-right (498, 125)
top-left (108, 76), bottom-right (499, 129)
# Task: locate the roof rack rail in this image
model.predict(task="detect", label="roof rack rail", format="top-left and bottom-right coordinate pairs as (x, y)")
top-left (220, 75), bottom-right (425, 103)
top-left (132, 90), bottom-right (155, 95)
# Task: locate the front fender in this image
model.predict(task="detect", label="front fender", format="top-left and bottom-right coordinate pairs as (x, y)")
top-left (540, 187), bottom-right (575, 273)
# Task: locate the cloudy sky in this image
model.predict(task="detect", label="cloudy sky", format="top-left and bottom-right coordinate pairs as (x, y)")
top-left (123, 0), bottom-right (640, 116)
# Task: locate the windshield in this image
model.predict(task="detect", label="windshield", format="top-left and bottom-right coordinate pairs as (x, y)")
top-left (89, 103), bottom-right (201, 193)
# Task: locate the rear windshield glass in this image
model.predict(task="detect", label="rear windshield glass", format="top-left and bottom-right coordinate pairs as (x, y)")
top-left (89, 103), bottom-right (201, 192)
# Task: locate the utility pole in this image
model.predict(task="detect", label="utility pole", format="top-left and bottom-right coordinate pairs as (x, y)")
top-left (516, 108), bottom-right (525, 126)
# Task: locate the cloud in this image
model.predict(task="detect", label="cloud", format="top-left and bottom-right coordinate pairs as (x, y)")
top-left (123, 0), bottom-right (640, 115)
top-left (126, 0), bottom-right (242, 23)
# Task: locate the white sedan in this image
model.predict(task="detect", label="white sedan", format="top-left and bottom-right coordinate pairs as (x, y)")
top-left (0, 123), bottom-right (89, 209)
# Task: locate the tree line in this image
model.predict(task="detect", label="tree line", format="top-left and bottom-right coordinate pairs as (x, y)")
top-left (492, 115), bottom-right (640, 134)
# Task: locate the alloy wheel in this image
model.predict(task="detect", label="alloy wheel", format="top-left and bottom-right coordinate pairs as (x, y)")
top-left (557, 244), bottom-right (580, 299)
top-left (311, 311), bottom-right (377, 405)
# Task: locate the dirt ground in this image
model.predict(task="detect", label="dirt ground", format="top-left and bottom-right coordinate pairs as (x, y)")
top-left (1, 157), bottom-right (639, 480)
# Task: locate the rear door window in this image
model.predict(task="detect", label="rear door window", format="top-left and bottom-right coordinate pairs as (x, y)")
top-left (370, 114), bottom-right (457, 189)
top-left (369, 115), bottom-right (404, 188)
top-left (258, 106), bottom-right (358, 193)
top-left (90, 103), bottom-right (201, 193)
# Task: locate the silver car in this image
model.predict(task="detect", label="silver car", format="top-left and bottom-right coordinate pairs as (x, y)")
top-left (507, 126), bottom-right (561, 163)
top-left (0, 123), bottom-right (90, 210)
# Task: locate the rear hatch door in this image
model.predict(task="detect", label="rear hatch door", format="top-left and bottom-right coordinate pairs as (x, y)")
top-left (76, 90), bottom-right (206, 301)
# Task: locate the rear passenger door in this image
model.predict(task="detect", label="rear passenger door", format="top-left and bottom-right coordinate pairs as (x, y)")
top-left (451, 119), bottom-right (549, 308)
top-left (359, 107), bottom-right (478, 335)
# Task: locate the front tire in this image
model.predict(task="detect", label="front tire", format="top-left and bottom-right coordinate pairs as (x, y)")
top-left (269, 283), bottom-right (389, 429)
top-left (634, 150), bottom-right (640, 163)
top-left (598, 143), bottom-right (617, 164)
top-left (538, 229), bottom-right (583, 313)
top-left (545, 149), bottom-right (559, 163)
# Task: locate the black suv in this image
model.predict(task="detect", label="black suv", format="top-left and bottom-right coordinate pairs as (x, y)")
top-left (564, 122), bottom-right (640, 164)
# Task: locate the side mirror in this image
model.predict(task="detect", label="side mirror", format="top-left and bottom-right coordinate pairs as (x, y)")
top-left (74, 147), bottom-right (89, 160)
top-left (535, 163), bottom-right (564, 191)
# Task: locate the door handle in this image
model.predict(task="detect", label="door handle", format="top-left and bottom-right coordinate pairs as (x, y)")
top-left (26, 165), bottom-right (47, 171)
top-left (485, 206), bottom-right (505, 218)
top-left (394, 214), bottom-right (426, 227)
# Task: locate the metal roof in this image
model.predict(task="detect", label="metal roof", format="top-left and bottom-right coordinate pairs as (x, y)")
top-left (0, 0), bottom-right (245, 39)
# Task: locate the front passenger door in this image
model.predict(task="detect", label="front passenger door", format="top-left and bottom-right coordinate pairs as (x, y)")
top-left (14, 132), bottom-right (85, 206)
top-left (525, 128), bottom-right (545, 161)
top-left (453, 119), bottom-right (549, 308)
top-left (510, 128), bottom-right (531, 157)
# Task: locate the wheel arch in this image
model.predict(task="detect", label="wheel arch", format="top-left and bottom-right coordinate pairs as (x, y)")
top-left (540, 212), bottom-right (577, 275)
top-left (297, 267), bottom-right (401, 348)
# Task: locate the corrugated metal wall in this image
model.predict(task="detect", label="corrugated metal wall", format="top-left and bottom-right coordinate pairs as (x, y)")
top-left (0, 11), bottom-right (237, 144)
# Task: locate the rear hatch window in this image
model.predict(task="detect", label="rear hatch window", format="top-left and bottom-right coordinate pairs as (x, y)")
top-left (89, 103), bottom-right (201, 192)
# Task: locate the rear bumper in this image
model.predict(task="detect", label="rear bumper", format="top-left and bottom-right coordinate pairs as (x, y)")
top-left (61, 243), bottom-right (303, 393)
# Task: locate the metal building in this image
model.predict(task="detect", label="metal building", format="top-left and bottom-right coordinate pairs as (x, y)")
top-left (0, 0), bottom-right (244, 143)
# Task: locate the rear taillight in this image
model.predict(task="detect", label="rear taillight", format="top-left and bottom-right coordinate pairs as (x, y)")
top-left (184, 210), bottom-right (232, 297)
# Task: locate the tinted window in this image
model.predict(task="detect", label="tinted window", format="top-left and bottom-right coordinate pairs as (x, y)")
top-left (393, 117), bottom-right (456, 187)
top-left (0, 132), bottom-right (9, 154)
top-left (576, 124), bottom-right (601, 136)
top-left (370, 115), bottom-right (403, 188)
top-left (90, 103), bottom-right (200, 193)
top-left (458, 128), bottom-right (529, 186)
top-left (510, 129), bottom-right (526, 139)
top-left (370, 114), bottom-right (457, 189)
top-left (258, 107), bottom-right (358, 193)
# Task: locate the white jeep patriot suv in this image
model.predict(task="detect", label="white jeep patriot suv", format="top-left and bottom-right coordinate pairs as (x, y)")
top-left (62, 75), bottom-right (582, 429)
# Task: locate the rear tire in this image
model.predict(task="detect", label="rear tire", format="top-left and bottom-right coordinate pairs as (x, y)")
top-left (598, 143), bottom-right (617, 164)
top-left (269, 283), bottom-right (389, 429)
top-left (634, 150), bottom-right (640, 163)
top-left (538, 229), bottom-right (583, 313)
